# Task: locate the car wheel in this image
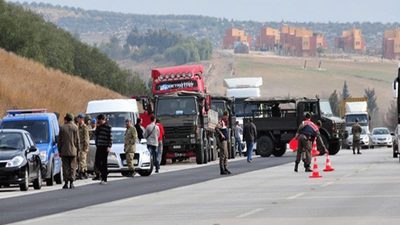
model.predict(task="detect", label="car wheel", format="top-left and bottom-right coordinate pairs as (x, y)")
top-left (54, 169), bottom-right (63, 185)
top-left (19, 168), bottom-right (29, 191)
top-left (121, 171), bottom-right (129, 176)
top-left (46, 162), bottom-right (54, 186)
top-left (33, 167), bottom-right (42, 190)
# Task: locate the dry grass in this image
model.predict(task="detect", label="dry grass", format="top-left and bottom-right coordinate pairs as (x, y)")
top-left (0, 48), bottom-right (124, 123)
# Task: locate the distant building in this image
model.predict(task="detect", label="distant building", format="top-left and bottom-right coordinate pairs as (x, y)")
top-left (382, 29), bottom-right (400, 59)
top-left (334, 29), bottom-right (365, 53)
top-left (279, 26), bottom-right (326, 57)
top-left (256, 27), bottom-right (280, 50)
top-left (223, 29), bottom-right (252, 49)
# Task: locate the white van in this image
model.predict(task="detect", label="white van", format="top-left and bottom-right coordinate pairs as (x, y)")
top-left (86, 99), bottom-right (139, 128)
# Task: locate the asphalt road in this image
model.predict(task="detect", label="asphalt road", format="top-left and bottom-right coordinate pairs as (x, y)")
top-left (0, 153), bottom-right (294, 224)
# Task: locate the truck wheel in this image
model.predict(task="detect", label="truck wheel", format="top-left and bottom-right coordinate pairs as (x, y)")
top-left (318, 135), bottom-right (330, 155)
top-left (272, 143), bottom-right (286, 157)
top-left (203, 139), bottom-right (208, 164)
top-left (328, 142), bottom-right (340, 155)
top-left (196, 143), bottom-right (204, 165)
top-left (256, 136), bottom-right (274, 157)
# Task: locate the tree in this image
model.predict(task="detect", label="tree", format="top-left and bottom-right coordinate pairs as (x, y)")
top-left (383, 100), bottom-right (397, 132)
top-left (365, 87), bottom-right (378, 114)
top-left (328, 90), bottom-right (340, 116)
top-left (341, 81), bottom-right (351, 100)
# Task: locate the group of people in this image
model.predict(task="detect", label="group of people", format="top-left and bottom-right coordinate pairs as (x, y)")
top-left (57, 112), bottom-right (165, 189)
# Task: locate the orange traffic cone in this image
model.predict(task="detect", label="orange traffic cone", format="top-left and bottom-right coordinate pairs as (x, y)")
top-left (323, 153), bottom-right (335, 172)
top-left (309, 157), bottom-right (323, 178)
top-left (311, 140), bottom-right (319, 156)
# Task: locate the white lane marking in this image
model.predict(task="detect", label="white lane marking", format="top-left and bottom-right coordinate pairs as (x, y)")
top-left (321, 182), bottom-right (333, 187)
top-left (236, 208), bottom-right (263, 218)
top-left (286, 192), bottom-right (305, 200)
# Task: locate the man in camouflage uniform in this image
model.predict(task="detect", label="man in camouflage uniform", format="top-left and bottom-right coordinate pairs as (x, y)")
top-left (76, 113), bottom-right (90, 179)
top-left (124, 118), bottom-right (137, 177)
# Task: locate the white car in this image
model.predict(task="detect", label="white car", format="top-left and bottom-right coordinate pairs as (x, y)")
top-left (346, 128), bottom-right (370, 149)
top-left (88, 127), bottom-right (153, 176)
top-left (370, 127), bottom-right (392, 148)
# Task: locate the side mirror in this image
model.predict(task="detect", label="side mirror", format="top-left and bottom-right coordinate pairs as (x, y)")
top-left (28, 146), bottom-right (38, 153)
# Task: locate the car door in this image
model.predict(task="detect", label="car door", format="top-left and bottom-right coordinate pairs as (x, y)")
top-left (25, 133), bottom-right (39, 179)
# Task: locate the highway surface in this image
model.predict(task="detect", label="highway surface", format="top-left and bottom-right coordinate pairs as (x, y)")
top-left (2, 148), bottom-right (400, 225)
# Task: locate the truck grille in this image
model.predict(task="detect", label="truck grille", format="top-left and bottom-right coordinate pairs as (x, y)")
top-left (164, 126), bottom-right (193, 139)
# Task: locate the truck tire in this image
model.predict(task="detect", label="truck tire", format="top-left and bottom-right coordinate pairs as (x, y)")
top-left (272, 143), bottom-right (286, 157)
top-left (196, 143), bottom-right (204, 165)
top-left (203, 139), bottom-right (208, 164)
top-left (230, 136), bottom-right (236, 159)
top-left (211, 134), bottom-right (217, 161)
top-left (256, 136), bottom-right (274, 157)
top-left (317, 135), bottom-right (329, 155)
top-left (328, 142), bottom-right (341, 155)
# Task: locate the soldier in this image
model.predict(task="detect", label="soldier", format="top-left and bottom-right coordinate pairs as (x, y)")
top-left (58, 113), bottom-right (80, 189)
top-left (124, 118), bottom-right (137, 177)
top-left (91, 118), bottom-right (97, 129)
top-left (294, 113), bottom-right (327, 172)
top-left (352, 118), bottom-right (362, 155)
top-left (216, 111), bottom-right (231, 175)
top-left (84, 115), bottom-right (92, 127)
top-left (76, 113), bottom-right (89, 180)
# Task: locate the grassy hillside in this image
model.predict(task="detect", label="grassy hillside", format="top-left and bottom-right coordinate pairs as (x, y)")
top-left (229, 52), bottom-right (396, 127)
top-left (0, 48), bottom-right (124, 122)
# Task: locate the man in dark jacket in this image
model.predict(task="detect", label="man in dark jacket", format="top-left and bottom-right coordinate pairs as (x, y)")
top-left (59, 113), bottom-right (80, 189)
top-left (243, 118), bottom-right (257, 163)
top-left (135, 118), bottom-right (145, 141)
top-left (95, 114), bottom-right (113, 185)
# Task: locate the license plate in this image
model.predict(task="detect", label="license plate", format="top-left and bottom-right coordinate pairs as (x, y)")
top-left (173, 145), bottom-right (181, 149)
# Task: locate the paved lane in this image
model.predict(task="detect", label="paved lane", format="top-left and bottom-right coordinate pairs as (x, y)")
top-left (0, 153), bottom-right (294, 224)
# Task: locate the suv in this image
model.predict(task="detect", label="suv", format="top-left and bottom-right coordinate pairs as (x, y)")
top-left (0, 109), bottom-right (62, 186)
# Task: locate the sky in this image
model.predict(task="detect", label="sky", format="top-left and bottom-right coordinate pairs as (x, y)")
top-left (7, 0), bottom-right (399, 23)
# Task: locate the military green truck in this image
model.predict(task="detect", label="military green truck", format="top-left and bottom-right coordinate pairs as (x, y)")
top-left (244, 97), bottom-right (347, 157)
top-left (155, 91), bottom-right (218, 165)
top-left (210, 95), bottom-right (236, 159)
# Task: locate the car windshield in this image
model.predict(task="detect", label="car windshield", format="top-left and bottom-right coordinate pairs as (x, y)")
top-left (87, 112), bottom-right (132, 128)
top-left (1, 120), bottom-right (49, 143)
top-left (346, 115), bottom-right (369, 126)
top-left (0, 132), bottom-right (24, 150)
top-left (373, 128), bottom-right (389, 135)
top-left (211, 101), bottom-right (225, 117)
top-left (235, 100), bottom-right (259, 117)
top-left (89, 130), bottom-right (125, 144)
top-left (156, 97), bottom-right (197, 116)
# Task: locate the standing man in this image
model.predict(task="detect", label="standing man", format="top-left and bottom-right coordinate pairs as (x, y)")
top-left (135, 118), bottom-right (145, 141)
top-left (146, 116), bottom-right (160, 173)
top-left (58, 113), bottom-right (80, 189)
top-left (216, 111), bottom-right (231, 175)
top-left (235, 121), bottom-right (243, 157)
top-left (76, 113), bottom-right (89, 180)
top-left (243, 118), bottom-right (257, 163)
top-left (95, 114), bottom-right (113, 185)
top-left (156, 118), bottom-right (165, 167)
top-left (352, 118), bottom-right (362, 155)
top-left (124, 118), bottom-right (137, 177)
top-left (294, 113), bottom-right (327, 172)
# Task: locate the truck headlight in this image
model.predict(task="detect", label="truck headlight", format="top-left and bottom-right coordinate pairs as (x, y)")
top-left (40, 151), bottom-right (47, 162)
top-left (190, 139), bottom-right (196, 144)
top-left (6, 156), bottom-right (24, 167)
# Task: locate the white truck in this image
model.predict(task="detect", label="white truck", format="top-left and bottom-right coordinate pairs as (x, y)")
top-left (340, 97), bottom-right (370, 149)
top-left (224, 77), bottom-right (263, 155)
top-left (86, 99), bottom-right (140, 128)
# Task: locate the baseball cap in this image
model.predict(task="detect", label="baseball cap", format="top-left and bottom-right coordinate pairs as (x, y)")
top-left (77, 113), bottom-right (85, 118)
top-left (91, 118), bottom-right (96, 124)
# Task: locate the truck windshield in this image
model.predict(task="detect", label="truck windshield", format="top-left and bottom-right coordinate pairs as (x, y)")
top-left (87, 112), bottom-right (132, 128)
top-left (211, 101), bottom-right (225, 117)
top-left (156, 98), bottom-right (197, 116)
top-left (320, 101), bottom-right (333, 116)
top-left (236, 100), bottom-right (259, 117)
top-left (346, 115), bottom-right (369, 126)
top-left (1, 120), bottom-right (49, 143)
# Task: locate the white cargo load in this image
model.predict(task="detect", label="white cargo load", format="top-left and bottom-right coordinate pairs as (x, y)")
top-left (223, 77), bottom-right (263, 89)
top-left (226, 88), bottom-right (261, 98)
top-left (345, 102), bottom-right (368, 113)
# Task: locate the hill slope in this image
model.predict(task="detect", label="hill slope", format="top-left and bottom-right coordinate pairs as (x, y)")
top-left (0, 48), bottom-right (124, 121)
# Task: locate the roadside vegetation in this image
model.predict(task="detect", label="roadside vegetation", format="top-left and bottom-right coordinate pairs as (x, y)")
top-left (0, 48), bottom-right (124, 122)
top-left (0, 0), bottom-right (149, 97)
